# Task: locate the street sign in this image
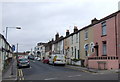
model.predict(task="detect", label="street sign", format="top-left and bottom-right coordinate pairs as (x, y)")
top-left (12, 45), bottom-right (15, 51)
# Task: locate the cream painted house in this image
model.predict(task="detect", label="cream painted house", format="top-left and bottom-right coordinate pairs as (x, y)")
top-left (79, 24), bottom-right (95, 67)
top-left (64, 30), bottom-right (71, 64)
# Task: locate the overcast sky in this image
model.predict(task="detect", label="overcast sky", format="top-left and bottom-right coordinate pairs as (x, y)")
top-left (1, 0), bottom-right (120, 52)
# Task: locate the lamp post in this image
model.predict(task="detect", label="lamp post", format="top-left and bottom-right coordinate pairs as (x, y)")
top-left (5, 27), bottom-right (21, 76)
top-left (6, 27), bottom-right (21, 41)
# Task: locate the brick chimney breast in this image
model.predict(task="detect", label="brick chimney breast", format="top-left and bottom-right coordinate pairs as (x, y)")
top-left (55, 33), bottom-right (59, 40)
top-left (66, 30), bottom-right (70, 36)
top-left (74, 26), bottom-right (78, 32)
top-left (91, 18), bottom-right (99, 24)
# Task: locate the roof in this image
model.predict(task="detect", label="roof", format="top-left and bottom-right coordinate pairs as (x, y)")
top-left (0, 33), bottom-right (12, 49)
top-left (53, 36), bottom-right (64, 44)
top-left (64, 10), bottom-right (120, 39)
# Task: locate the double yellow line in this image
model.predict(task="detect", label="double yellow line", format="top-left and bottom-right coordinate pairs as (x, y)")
top-left (18, 69), bottom-right (24, 80)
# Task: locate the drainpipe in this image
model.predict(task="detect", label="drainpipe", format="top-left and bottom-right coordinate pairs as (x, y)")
top-left (115, 15), bottom-right (117, 57)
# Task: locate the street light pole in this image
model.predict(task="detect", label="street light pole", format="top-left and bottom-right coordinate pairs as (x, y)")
top-left (5, 27), bottom-right (21, 41)
top-left (16, 43), bottom-right (18, 60)
top-left (6, 27), bottom-right (8, 41)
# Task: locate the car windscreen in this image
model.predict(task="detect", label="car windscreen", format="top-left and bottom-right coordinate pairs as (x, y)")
top-left (19, 59), bottom-right (28, 61)
top-left (56, 55), bottom-right (65, 59)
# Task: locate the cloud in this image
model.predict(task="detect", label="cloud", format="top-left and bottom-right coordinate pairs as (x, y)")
top-left (2, 0), bottom-right (119, 51)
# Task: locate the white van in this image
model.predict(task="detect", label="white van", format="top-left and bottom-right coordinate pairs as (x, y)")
top-left (49, 54), bottom-right (66, 65)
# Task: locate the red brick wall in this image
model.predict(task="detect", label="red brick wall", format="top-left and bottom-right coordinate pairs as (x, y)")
top-left (117, 12), bottom-right (120, 68)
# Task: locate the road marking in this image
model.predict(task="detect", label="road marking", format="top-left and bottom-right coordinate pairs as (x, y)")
top-left (68, 75), bottom-right (81, 77)
top-left (18, 69), bottom-right (21, 76)
top-left (100, 73), bottom-right (104, 74)
top-left (19, 78), bottom-right (22, 80)
top-left (22, 77), bottom-right (24, 80)
top-left (44, 78), bottom-right (57, 80)
top-left (92, 73), bottom-right (99, 75)
top-left (18, 69), bottom-right (24, 80)
top-left (20, 69), bottom-right (23, 76)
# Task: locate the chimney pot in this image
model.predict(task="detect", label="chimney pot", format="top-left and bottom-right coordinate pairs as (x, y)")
top-left (55, 33), bottom-right (59, 40)
top-left (91, 18), bottom-right (99, 24)
top-left (74, 26), bottom-right (78, 32)
top-left (66, 30), bottom-right (70, 36)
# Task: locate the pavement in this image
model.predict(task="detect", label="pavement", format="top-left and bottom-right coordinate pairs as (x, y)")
top-left (2, 58), bottom-right (17, 81)
top-left (66, 65), bottom-right (119, 74)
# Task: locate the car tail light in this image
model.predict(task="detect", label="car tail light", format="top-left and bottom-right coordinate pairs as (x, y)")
top-left (17, 61), bottom-right (20, 63)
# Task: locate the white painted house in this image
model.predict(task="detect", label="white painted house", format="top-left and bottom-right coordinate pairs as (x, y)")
top-left (0, 34), bottom-right (13, 71)
top-left (34, 42), bottom-right (46, 60)
top-left (69, 26), bottom-right (80, 60)
top-left (52, 33), bottom-right (64, 54)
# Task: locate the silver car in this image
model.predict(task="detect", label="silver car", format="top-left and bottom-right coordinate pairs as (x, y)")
top-left (17, 58), bottom-right (30, 68)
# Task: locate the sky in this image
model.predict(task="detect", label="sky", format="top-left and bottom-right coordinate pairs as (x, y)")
top-left (1, 0), bottom-right (120, 52)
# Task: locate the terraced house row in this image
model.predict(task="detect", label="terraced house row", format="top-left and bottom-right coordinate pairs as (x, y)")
top-left (0, 34), bottom-right (13, 72)
top-left (35, 10), bottom-right (120, 70)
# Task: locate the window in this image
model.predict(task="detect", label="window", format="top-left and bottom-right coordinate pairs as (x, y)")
top-left (84, 44), bottom-right (89, 56)
top-left (103, 41), bottom-right (107, 56)
top-left (37, 48), bottom-right (39, 50)
top-left (78, 50), bottom-right (80, 59)
top-left (84, 30), bottom-right (88, 40)
top-left (71, 36), bottom-right (73, 44)
top-left (101, 21), bottom-right (107, 36)
top-left (76, 34), bottom-right (78, 43)
top-left (90, 42), bottom-right (94, 52)
top-left (71, 47), bottom-right (73, 56)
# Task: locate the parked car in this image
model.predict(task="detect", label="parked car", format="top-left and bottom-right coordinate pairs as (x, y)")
top-left (28, 55), bottom-right (34, 60)
top-left (37, 57), bottom-right (41, 61)
top-left (35, 57), bottom-right (41, 61)
top-left (49, 54), bottom-right (66, 66)
top-left (17, 58), bottom-right (30, 68)
top-left (43, 59), bottom-right (49, 64)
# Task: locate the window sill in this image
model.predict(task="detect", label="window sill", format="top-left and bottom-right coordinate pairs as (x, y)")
top-left (84, 38), bottom-right (88, 41)
top-left (102, 55), bottom-right (107, 56)
top-left (101, 35), bottom-right (107, 37)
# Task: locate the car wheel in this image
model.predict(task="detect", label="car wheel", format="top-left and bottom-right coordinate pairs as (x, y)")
top-left (27, 65), bottom-right (30, 68)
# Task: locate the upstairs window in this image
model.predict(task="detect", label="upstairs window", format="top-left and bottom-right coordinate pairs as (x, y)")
top-left (84, 30), bottom-right (88, 40)
top-left (71, 36), bottom-right (73, 44)
top-left (101, 21), bottom-right (107, 36)
top-left (76, 34), bottom-right (78, 43)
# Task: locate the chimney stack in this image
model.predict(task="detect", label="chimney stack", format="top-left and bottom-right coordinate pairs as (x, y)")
top-left (74, 26), bottom-right (78, 32)
top-left (91, 18), bottom-right (99, 24)
top-left (66, 30), bottom-right (70, 36)
top-left (55, 33), bottom-right (59, 40)
top-left (51, 38), bottom-right (54, 42)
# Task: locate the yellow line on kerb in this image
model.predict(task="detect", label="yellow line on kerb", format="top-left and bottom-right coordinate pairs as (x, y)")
top-left (18, 69), bottom-right (24, 80)
top-left (20, 69), bottom-right (23, 76)
top-left (19, 78), bottom-right (22, 80)
top-left (22, 77), bottom-right (25, 80)
top-left (18, 69), bottom-right (21, 76)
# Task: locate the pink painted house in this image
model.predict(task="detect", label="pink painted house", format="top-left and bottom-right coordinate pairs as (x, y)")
top-left (88, 10), bottom-right (120, 70)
